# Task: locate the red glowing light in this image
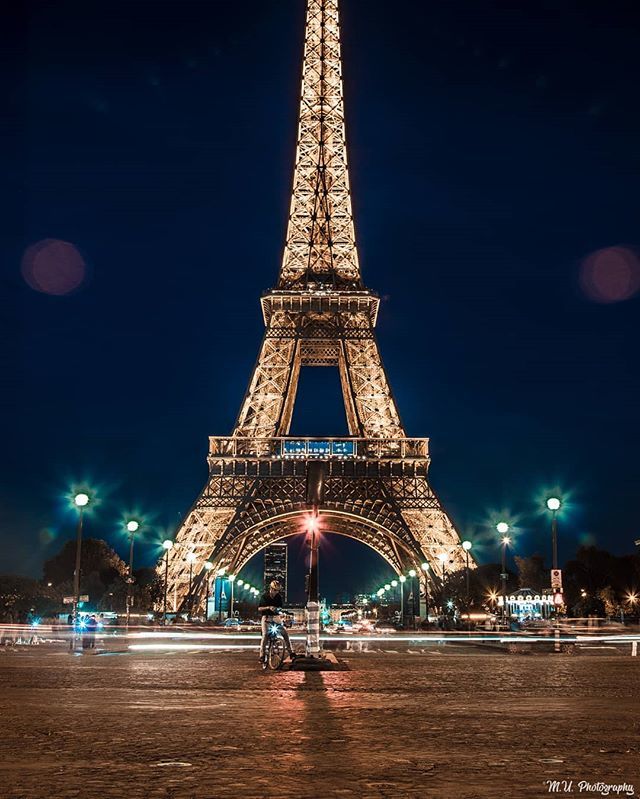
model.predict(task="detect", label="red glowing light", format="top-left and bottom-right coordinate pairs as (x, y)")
top-left (21, 239), bottom-right (86, 296)
top-left (579, 246), bottom-right (640, 304)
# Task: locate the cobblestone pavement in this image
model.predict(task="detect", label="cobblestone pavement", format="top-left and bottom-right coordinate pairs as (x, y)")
top-left (0, 648), bottom-right (638, 799)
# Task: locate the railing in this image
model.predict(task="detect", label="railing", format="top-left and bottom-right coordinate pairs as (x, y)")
top-left (208, 436), bottom-right (429, 460)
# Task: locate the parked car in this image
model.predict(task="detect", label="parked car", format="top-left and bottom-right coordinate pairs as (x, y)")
top-left (223, 618), bottom-right (241, 628)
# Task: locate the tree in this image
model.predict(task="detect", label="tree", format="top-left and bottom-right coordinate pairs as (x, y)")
top-left (571, 593), bottom-right (605, 618)
top-left (514, 555), bottom-right (546, 591)
top-left (132, 567), bottom-right (163, 610)
top-left (433, 562), bottom-right (513, 617)
top-left (598, 586), bottom-right (618, 618)
top-left (0, 575), bottom-right (59, 621)
top-left (43, 538), bottom-right (127, 606)
top-left (563, 546), bottom-right (639, 612)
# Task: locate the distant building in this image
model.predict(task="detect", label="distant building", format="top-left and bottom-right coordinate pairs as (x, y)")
top-left (353, 594), bottom-right (371, 607)
top-left (329, 603), bottom-right (357, 623)
top-left (264, 542), bottom-right (288, 601)
top-left (498, 587), bottom-right (555, 620)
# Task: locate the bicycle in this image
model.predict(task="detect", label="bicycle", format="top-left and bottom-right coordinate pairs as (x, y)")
top-left (261, 614), bottom-right (288, 671)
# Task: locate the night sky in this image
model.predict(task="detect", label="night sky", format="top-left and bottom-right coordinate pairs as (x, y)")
top-left (4, 0), bottom-right (640, 602)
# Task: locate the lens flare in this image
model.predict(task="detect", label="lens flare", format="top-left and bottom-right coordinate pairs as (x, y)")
top-left (579, 246), bottom-right (640, 303)
top-left (21, 239), bottom-right (87, 296)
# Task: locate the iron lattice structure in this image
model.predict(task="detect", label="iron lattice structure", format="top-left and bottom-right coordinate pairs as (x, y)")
top-left (162, 0), bottom-right (470, 612)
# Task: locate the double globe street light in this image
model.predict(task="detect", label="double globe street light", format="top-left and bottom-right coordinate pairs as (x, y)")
top-left (496, 522), bottom-right (511, 626)
top-left (125, 519), bottom-right (140, 627)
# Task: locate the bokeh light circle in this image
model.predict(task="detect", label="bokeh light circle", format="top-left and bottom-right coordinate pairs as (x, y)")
top-left (579, 246), bottom-right (640, 304)
top-left (21, 239), bottom-right (86, 295)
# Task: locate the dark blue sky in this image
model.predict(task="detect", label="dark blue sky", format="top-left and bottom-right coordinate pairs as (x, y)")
top-left (4, 0), bottom-right (639, 601)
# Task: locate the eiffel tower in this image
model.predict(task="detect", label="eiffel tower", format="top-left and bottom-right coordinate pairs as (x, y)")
top-left (163, 0), bottom-right (470, 613)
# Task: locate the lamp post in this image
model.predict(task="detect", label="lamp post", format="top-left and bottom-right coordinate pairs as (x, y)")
top-left (203, 561), bottom-right (213, 621)
top-left (421, 562), bottom-right (430, 626)
top-left (398, 576), bottom-right (406, 625)
top-left (546, 497), bottom-right (561, 573)
top-left (408, 568), bottom-right (417, 627)
top-left (437, 552), bottom-right (447, 618)
top-left (496, 523), bottom-right (510, 627)
top-left (546, 497), bottom-right (562, 593)
top-left (216, 568), bottom-right (226, 621)
top-left (162, 540), bottom-right (173, 625)
top-left (626, 592), bottom-right (638, 627)
top-left (233, 575), bottom-right (244, 618)
top-left (71, 492), bottom-right (90, 647)
top-left (461, 541), bottom-right (473, 630)
top-left (461, 541), bottom-right (472, 604)
top-left (125, 519), bottom-right (140, 627)
top-left (391, 579), bottom-right (399, 621)
top-left (186, 551), bottom-right (196, 620)
top-left (229, 574), bottom-right (236, 619)
top-left (546, 497), bottom-right (563, 651)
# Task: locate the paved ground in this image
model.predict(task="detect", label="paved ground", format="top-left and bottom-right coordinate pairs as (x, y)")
top-left (0, 648), bottom-right (638, 799)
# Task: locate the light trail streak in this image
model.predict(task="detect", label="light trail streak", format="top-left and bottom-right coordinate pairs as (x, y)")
top-left (128, 643), bottom-right (258, 652)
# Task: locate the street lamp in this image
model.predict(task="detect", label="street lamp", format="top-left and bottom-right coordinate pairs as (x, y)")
top-left (203, 561), bottom-right (213, 621)
top-left (229, 574), bottom-right (236, 619)
top-left (436, 552), bottom-right (448, 619)
top-left (420, 562), bottom-right (430, 625)
top-left (461, 541), bottom-right (473, 604)
top-left (496, 524), bottom-right (510, 626)
top-left (408, 569), bottom-right (417, 625)
top-left (186, 551), bottom-right (197, 619)
top-left (398, 575), bottom-right (407, 624)
top-left (161, 540), bottom-right (173, 624)
top-left (390, 579), bottom-right (399, 620)
top-left (71, 492), bottom-right (91, 646)
top-left (546, 497), bottom-right (563, 651)
top-left (546, 496), bottom-right (562, 575)
top-left (125, 519), bottom-right (140, 627)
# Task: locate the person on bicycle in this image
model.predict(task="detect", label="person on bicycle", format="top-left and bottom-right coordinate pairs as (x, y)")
top-left (258, 580), bottom-right (295, 663)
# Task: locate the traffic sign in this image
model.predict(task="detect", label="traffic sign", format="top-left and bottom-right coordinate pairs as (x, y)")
top-left (62, 595), bottom-right (89, 604)
top-left (551, 569), bottom-right (563, 590)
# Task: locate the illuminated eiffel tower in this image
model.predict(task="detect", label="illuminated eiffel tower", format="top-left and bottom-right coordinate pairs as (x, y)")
top-left (163, 0), bottom-right (470, 613)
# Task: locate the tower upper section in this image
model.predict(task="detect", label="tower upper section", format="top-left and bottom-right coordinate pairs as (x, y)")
top-left (278, 0), bottom-right (362, 291)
